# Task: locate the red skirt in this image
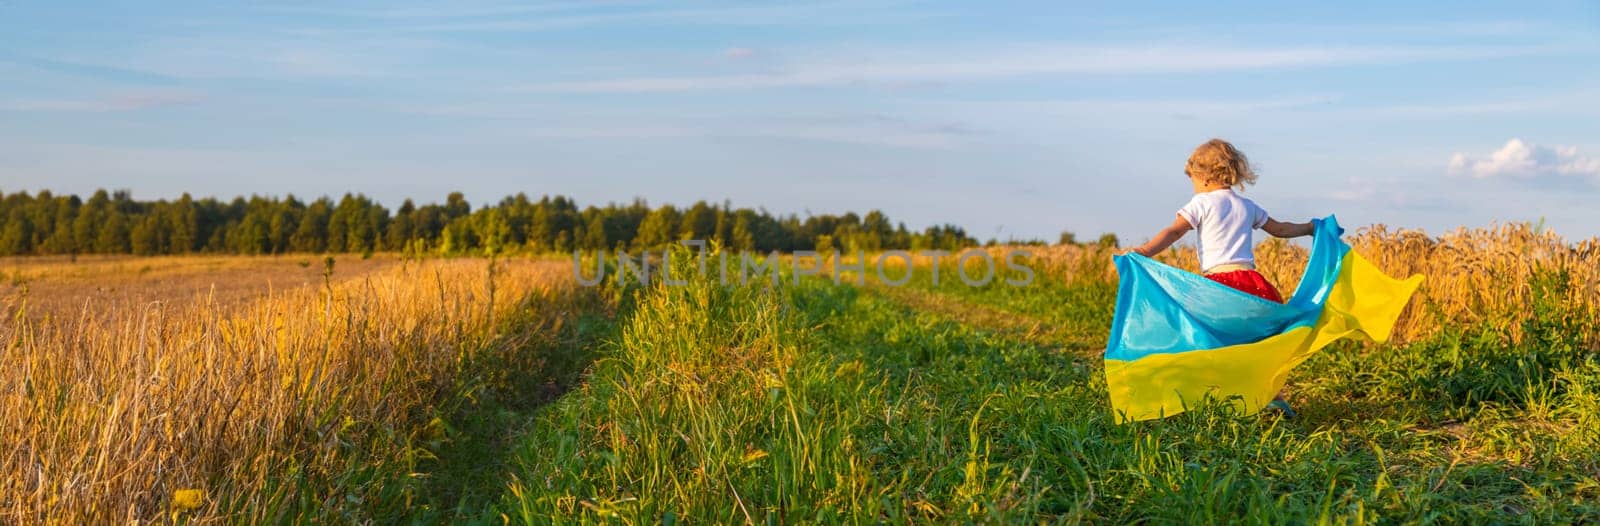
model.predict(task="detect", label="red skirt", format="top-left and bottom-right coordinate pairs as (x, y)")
top-left (1206, 269), bottom-right (1284, 303)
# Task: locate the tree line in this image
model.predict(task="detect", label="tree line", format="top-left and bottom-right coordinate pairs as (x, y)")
top-left (0, 189), bottom-right (982, 257)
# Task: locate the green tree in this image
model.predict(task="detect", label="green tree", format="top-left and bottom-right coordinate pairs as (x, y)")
top-left (73, 190), bottom-right (111, 252)
top-left (445, 192), bottom-right (470, 219)
top-left (292, 198), bottom-right (332, 253)
top-left (131, 213), bottom-right (164, 255)
top-left (39, 194), bottom-right (81, 254)
top-left (0, 208), bottom-right (32, 255)
top-left (94, 208), bottom-right (131, 253)
top-left (385, 199), bottom-right (416, 251)
top-left (167, 194), bottom-right (198, 253)
top-left (634, 205), bottom-right (679, 249)
top-left (730, 213), bottom-right (756, 251)
top-left (0, 188), bottom-right (975, 257)
top-left (679, 201), bottom-right (717, 241)
top-left (582, 213), bottom-right (608, 251)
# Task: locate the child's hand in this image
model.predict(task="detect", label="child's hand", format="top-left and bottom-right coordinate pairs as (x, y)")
top-left (1263, 217), bottom-right (1315, 238)
top-left (1130, 216), bottom-right (1192, 258)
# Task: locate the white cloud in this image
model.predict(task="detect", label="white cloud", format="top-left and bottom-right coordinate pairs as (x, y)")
top-left (284, 2), bottom-right (943, 35)
top-left (723, 47), bottom-right (757, 60)
top-left (257, 2), bottom-right (610, 20)
top-left (0, 91), bottom-right (205, 112)
top-left (1448, 138), bottom-right (1600, 183)
top-left (1334, 89), bottom-right (1600, 119)
top-left (1326, 176), bottom-right (1421, 206)
top-left (515, 44), bottom-right (1550, 93)
top-left (506, 113), bottom-right (974, 149)
top-left (935, 94), bottom-right (1340, 120)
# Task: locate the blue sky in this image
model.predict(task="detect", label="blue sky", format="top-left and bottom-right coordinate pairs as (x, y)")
top-left (2, 1), bottom-right (1598, 242)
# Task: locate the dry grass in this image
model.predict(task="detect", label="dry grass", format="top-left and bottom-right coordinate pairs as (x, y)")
top-left (0, 254), bottom-right (399, 319)
top-left (0, 255), bottom-right (575, 523)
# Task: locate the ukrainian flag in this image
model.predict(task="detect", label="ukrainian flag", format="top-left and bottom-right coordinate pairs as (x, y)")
top-left (1104, 215), bottom-right (1423, 423)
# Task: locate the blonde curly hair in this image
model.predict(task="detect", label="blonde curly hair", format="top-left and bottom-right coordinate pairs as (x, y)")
top-left (1185, 139), bottom-right (1257, 190)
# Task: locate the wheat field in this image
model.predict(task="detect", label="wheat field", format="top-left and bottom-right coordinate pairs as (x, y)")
top-left (0, 255), bottom-right (585, 523)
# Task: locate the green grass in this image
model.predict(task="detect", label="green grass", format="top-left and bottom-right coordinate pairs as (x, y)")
top-left (464, 251), bottom-right (1600, 524)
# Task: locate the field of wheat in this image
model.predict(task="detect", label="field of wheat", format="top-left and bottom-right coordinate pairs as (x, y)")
top-left (0, 255), bottom-right (593, 523)
top-left (2, 221), bottom-right (1596, 523)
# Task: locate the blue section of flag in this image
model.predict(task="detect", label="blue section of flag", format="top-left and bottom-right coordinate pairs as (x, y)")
top-left (1104, 215), bottom-right (1348, 361)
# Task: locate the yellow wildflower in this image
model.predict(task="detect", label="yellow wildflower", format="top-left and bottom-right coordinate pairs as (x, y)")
top-left (172, 488), bottom-right (205, 511)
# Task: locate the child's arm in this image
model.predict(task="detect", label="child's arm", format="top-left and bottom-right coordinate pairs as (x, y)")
top-left (1128, 216), bottom-right (1192, 257)
top-left (1261, 218), bottom-right (1314, 238)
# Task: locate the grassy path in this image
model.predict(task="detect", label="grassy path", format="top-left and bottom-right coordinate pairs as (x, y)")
top-left (497, 278), bottom-right (1116, 522)
top-left (866, 284), bottom-right (1091, 353)
top-left (412, 297), bottom-right (620, 522)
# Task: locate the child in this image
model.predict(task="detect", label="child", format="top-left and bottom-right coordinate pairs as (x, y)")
top-left (1126, 138), bottom-right (1315, 415)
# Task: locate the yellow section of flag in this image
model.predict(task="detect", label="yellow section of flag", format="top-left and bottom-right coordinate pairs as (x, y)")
top-left (1105, 251), bottom-right (1423, 423)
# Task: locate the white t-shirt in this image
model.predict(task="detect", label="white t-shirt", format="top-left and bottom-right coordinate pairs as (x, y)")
top-left (1176, 189), bottom-right (1269, 272)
